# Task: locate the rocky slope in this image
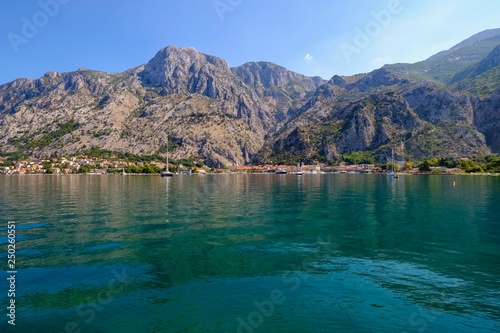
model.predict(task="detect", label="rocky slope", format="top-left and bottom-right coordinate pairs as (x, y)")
top-left (0, 30), bottom-right (499, 166)
top-left (260, 29), bottom-right (500, 164)
top-left (258, 69), bottom-right (491, 164)
top-left (0, 46), bottom-right (324, 166)
top-left (449, 44), bottom-right (500, 95)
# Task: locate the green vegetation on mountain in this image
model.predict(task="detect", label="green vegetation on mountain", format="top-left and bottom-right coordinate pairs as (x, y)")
top-left (341, 151), bottom-right (375, 165)
top-left (7, 120), bottom-right (79, 149)
top-left (384, 29), bottom-right (500, 86)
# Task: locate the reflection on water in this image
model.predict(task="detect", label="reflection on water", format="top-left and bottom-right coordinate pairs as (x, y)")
top-left (0, 174), bottom-right (499, 332)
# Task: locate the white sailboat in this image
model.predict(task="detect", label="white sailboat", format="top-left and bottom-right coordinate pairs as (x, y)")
top-left (161, 137), bottom-right (174, 177)
top-left (296, 162), bottom-right (303, 175)
top-left (122, 148), bottom-right (127, 175)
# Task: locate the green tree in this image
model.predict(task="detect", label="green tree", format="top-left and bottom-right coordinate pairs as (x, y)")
top-left (341, 151), bottom-right (375, 165)
top-left (458, 160), bottom-right (483, 173)
top-left (1, 151), bottom-right (29, 162)
top-left (438, 157), bottom-right (458, 168)
top-left (42, 160), bottom-right (53, 174)
top-left (78, 165), bottom-right (92, 173)
top-left (485, 156), bottom-right (500, 172)
top-left (419, 160), bottom-right (431, 172)
top-left (125, 166), bottom-right (139, 173)
top-left (140, 164), bottom-right (161, 174)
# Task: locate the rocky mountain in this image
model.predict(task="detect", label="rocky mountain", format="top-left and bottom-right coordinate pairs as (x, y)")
top-left (449, 44), bottom-right (500, 95)
top-left (258, 69), bottom-right (492, 164)
top-left (259, 29), bottom-right (500, 164)
top-left (0, 30), bottom-right (499, 167)
top-left (231, 61), bottom-right (324, 122)
top-left (0, 46), bottom-right (325, 166)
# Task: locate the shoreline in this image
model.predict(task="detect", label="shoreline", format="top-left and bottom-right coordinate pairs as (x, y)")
top-left (1, 172), bottom-right (499, 177)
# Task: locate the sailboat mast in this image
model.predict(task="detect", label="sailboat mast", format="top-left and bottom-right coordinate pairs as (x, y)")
top-left (161, 135), bottom-right (174, 177)
top-left (391, 148), bottom-right (394, 172)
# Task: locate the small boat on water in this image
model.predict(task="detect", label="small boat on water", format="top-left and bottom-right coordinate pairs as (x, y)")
top-left (161, 170), bottom-right (174, 177)
top-left (276, 168), bottom-right (287, 174)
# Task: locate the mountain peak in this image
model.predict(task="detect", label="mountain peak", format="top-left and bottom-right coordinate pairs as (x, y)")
top-left (157, 45), bottom-right (229, 67)
top-left (427, 28), bottom-right (500, 63)
top-left (384, 28), bottom-right (500, 86)
top-left (231, 61), bottom-right (325, 93)
top-left (345, 68), bottom-right (404, 92)
top-left (138, 45), bottom-right (231, 90)
top-left (448, 28), bottom-right (500, 51)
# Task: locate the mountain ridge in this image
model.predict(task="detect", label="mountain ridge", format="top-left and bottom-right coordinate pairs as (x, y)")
top-left (1, 29), bottom-right (500, 166)
top-left (427, 28), bottom-right (500, 62)
top-left (384, 28), bottom-right (500, 88)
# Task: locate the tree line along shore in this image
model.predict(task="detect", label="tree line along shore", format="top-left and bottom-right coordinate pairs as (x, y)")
top-left (1, 148), bottom-right (499, 175)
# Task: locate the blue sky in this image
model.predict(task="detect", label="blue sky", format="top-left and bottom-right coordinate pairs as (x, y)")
top-left (0, 0), bottom-right (499, 84)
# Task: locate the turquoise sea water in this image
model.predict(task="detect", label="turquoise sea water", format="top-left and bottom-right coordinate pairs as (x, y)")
top-left (0, 174), bottom-right (499, 333)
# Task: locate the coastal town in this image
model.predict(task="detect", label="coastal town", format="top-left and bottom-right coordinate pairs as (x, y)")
top-left (0, 155), bottom-right (378, 175)
top-left (1, 156), bottom-right (158, 175)
top-left (1, 154), bottom-right (499, 175)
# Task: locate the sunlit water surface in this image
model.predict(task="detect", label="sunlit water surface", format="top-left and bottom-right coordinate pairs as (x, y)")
top-left (0, 174), bottom-right (499, 332)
